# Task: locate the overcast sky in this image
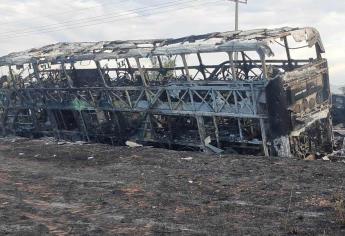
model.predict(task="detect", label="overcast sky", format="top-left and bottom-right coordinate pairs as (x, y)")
top-left (0, 0), bottom-right (343, 85)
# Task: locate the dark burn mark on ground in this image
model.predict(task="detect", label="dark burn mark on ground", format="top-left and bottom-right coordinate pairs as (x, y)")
top-left (0, 138), bottom-right (345, 235)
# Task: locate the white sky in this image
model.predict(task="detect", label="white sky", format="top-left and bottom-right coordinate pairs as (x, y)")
top-left (0, 0), bottom-right (344, 85)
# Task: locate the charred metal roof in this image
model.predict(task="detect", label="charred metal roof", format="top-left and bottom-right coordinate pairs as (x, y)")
top-left (0, 27), bottom-right (323, 66)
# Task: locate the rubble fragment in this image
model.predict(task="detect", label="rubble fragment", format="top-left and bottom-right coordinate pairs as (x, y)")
top-left (125, 141), bottom-right (143, 148)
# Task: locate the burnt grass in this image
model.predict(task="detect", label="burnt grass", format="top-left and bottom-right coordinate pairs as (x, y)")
top-left (1, 138), bottom-right (345, 235)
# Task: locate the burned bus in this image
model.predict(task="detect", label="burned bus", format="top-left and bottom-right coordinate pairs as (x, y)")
top-left (0, 27), bottom-right (333, 157)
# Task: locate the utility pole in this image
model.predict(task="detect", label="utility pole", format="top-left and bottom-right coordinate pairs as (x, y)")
top-left (227, 0), bottom-right (247, 31)
top-left (227, 0), bottom-right (247, 60)
top-left (235, 0), bottom-right (239, 31)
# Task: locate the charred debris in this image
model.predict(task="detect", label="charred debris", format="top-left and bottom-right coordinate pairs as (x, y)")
top-left (0, 27), bottom-right (336, 158)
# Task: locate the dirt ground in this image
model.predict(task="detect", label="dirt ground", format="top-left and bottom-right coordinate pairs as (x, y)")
top-left (1, 137), bottom-right (345, 235)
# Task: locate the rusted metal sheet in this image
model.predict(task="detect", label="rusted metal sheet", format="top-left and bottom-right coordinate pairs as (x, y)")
top-left (0, 27), bottom-right (333, 157)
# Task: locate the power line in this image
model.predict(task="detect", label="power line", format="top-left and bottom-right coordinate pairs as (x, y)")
top-left (0, 0), bottom-right (125, 27)
top-left (0, 0), bottom-right (187, 36)
top-left (0, 0), bottom-right (220, 40)
top-left (0, 0), bottom-right (198, 40)
top-left (0, 0), bottom-right (166, 35)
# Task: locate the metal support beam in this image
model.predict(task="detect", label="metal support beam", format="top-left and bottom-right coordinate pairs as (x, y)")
top-left (157, 56), bottom-right (163, 69)
top-left (283, 37), bottom-right (293, 69)
top-left (213, 116), bottom-right (220, 148)
top-left (61, 63), bottom-right (74, 88)
top-left (8, 66), bottom-right (17, 89)
top-left (260, 118), bottom-right (269, 157)
top-left (260, 55), bottom-right (268, 80)
top-left (32, 62), bottom-right (43, 88)
top-left (196, 116), bottom-right (207, 150)
top-left (78, 111), bottom-right (90, 142)
top-left (228, 52), bottom-right (237, 80)
top-left (47, 109), bottom-right (60, 140)
top-left (125, 58), bottom-right (134, 80)
top-left (135, 58), bottom-right (147, 86)
top-left (95, 60), bottom-right (109, 88)
top-left (238, 118), bottom-right (243, 140)
top-left (197, 53), bottom-right (207, 80)
top-left (181, 54), bottom-right (191, 80)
